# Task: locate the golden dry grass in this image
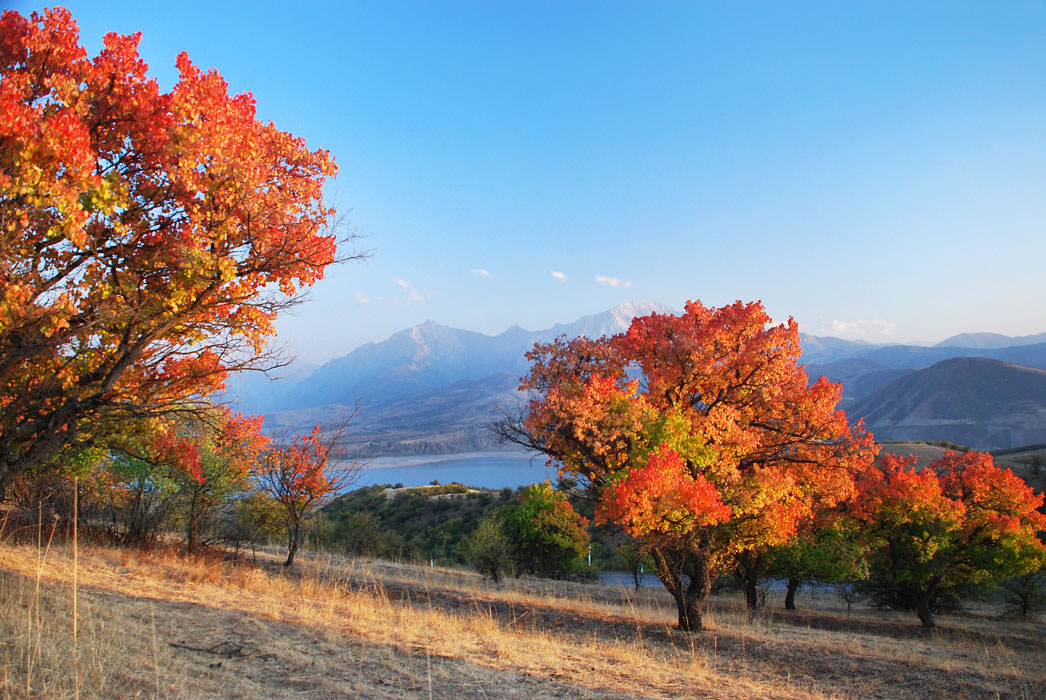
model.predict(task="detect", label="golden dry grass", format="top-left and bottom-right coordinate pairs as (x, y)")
top-left (1, 537), bottom-right (1044, 700)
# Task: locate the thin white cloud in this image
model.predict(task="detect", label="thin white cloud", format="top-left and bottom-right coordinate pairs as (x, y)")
top-left (550, 270), bottom-right (567, 281)
top-left (828, 319), bottom-right (896, 339)
top-left (391, 277), bottom-right (425, 303)
top-left (355, 279), bottom-right (426, 307)
top-left (470, 268), bottom-right (492, 278)
top-left (595, 274), bottom-right (632, 288)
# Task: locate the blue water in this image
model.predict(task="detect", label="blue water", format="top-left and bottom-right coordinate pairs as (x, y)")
top-left (343, 451), bottom-right (557, 490)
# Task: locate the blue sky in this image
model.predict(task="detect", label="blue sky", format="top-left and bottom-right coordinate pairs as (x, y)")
top-left (16, 1), bottom-right (1046, 361)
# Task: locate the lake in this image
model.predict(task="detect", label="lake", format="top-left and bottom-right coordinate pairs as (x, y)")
top-left (341, 450), bottom-right (557, 491)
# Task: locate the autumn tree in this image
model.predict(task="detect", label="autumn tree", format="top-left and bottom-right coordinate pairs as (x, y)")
top-left (0, 8), bottom-right (358, 497)
top-left (853, 451), bottom-right (1046, 628)
top-left (260, 417), bottom-right (358, 567)
top-left (1000, 568), bottom-right (1046, 619)
top-left (223, 490), bottom-right (284, 559)
top-left (104, 449), bottom-right (181, 544)
top-left (175, 410), bottom-right (267, 552)
top-left (498, 300), bottom-right (875, 631)
top-left (501, 480), bottom-right (590, 578)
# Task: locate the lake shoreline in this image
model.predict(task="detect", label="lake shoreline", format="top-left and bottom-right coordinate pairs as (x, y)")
top-left (338, 450), bottom-right (557, 490)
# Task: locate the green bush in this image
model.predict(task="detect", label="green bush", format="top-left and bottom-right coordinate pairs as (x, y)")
top-left (466, 516), bottom-right (513, 582)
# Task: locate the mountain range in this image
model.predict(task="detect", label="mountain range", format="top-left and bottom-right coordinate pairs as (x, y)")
top-left (226, 303), bottom-right (1046, 454)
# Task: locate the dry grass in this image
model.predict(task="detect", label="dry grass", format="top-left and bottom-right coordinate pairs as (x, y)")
top-left (1, 537), bottom-right (1044, 700)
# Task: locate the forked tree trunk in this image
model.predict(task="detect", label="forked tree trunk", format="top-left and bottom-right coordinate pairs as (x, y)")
top-left (784, 578), bottom-right (801, 610)
top-left (653, 548), bottom-right (713, 632)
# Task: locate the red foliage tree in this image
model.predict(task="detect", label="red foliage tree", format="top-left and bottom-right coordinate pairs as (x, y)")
top-left (260, 419), bottom-right (358, 567)
top-left (0, 8), bottom-right (358, 496)
top-left (178, 409), bottom-right (268, 552)
top-left (499, 300), bottom-right (876, 630)
top-left (853, 451), bottom-right (1046, 628)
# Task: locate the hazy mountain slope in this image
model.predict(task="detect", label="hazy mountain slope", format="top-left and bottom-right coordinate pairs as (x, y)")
top-left (243, 302), bottom-right (672, 453)
top-left (231, 301), bottom-right (672, 416)
top-left (226, 304), bottom-right (1046, 456)
top-left (805, 358), bottom-right (914, 409)
top-left (849, 357), bottom-right (1046, 449)
top-left (936, 332), bottom-right (1046, 349)
top-left (264, 372), bottom-right (526, 456)
top-left (798, 334), bottom-right (874, 364)
top-left (807, 344), bottom-right (1046, 409)
top-left (283, 322), bottom-right (511, 410)
top-left (858, 343), bottom-right (1046, 370)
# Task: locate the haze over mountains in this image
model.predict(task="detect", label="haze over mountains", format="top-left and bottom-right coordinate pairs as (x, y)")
top-left (226, 303), bottom-right (1046, 454)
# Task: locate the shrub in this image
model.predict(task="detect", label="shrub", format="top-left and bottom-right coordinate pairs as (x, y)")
top-left (466, 516), bottom-right (513, 582)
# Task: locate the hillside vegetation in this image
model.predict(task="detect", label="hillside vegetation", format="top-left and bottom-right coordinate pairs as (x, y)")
top-left (3, 539), bottom-right (1044, 700)
top-left (316, 483), bottom-right (517, 563)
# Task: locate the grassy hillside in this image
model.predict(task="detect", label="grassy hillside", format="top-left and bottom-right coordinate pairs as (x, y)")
top-left (315, 483), bottom-right (520, 564)
top-left (2, 540), bottom-right (1044, 699)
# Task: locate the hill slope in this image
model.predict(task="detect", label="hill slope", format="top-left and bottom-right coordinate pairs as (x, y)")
top-left (850, 357), bottom-right (1046, 449)
top-left (5, 541), bottom-right (1040, 699)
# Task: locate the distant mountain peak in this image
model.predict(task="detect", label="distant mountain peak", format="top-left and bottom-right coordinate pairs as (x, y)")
top-left (609, 299), bottom-right (672, 315)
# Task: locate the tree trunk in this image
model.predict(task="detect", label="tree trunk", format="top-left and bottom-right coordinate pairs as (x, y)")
top-left (284, 518), bottom-right (300, 567)
top-left (671, 588), bottom-right (706, 631)
top-left (653, 548), bottom-right (712, 631)
top-left (914, 591), bottom-right (936, 628)
top-left (742, 573), bottom-right (759, 611)
top-left (735, 551), bottom-right (763, 611)
top-left (186, 491), bottom-right (200, 553)
top-left (784, 578), bottom-right (800, 610)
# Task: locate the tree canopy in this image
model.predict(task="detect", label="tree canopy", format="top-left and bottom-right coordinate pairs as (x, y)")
top-left (501, 480), bottom-right (590, 578)
top-left (853, 450), bottom-right (1046, 628)
top-left (0, 8), bottom-right (355, 494)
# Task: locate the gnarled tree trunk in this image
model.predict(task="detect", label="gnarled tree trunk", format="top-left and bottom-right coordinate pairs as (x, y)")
top-left (653, 547), bottom-right (713, 631)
